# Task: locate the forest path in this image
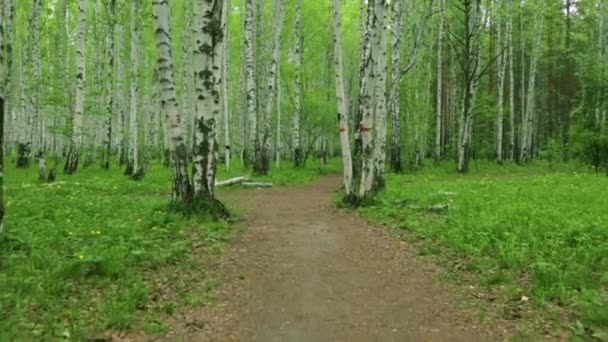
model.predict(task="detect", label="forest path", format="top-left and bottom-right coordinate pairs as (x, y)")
top-left (158, 175), bottom-right (507, 341)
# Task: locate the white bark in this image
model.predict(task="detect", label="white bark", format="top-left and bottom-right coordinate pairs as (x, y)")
top-left (372, 0), bottom-right (389, 189)
top-left (182, 0), bottom-right (195, 148)
top-left (0, 0), bottom-right (8, 233)
top-left (259, 0), bottom-right (284, 174)
top-left (32, 0), bottom-right (43, 158)
top-left (222, 0), bottom-right (231, 172)
top-left (389, 0), bottom-right (403, 171)
top-left (507, 0), bottom-right (515, 160)
top-left (128, 0), bottom-right (139, 175)
top-left (65, 0), bottom-right (87, 174)
top-left (244, 0), bottom-right (258, 165)
top-left (331, 0), bottom-right (354, 198)
top-left (101, 0), bottom-right (115, 169)
top-left (115, 20), bottom-right (126, 164)
top-left (496, 3), bottom-right (506, 163)
top-left (192, 0), bottom-right (225, 198)
top-left (153, 0), bottom-right (192, 201)
top-left (293, 0), bottom-right (303, 166)
top-left (359, 0), bottom-right (383, 197)
top-left (520, 6), bottom-right (543, 163)
top-left (435, 0), bottom-right (445, 163)
top-left (598, 0), bottom-right (606, 132)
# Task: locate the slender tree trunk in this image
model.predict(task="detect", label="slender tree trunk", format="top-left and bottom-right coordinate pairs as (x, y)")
top-left (31, 0), bottom-right (45, 180)
top-left (457, 0), bottom-right (481, 173)
top-left (359, 0), bottom-right (381, 198)
top-left (153, 0), bottom-right (192, 203)
top-left (191, 0), bottom-right (229, 217)
top-left (507, 0), bottom-right (515, 160)
top-left (275, 61), bottom-right (282, 168)
top-left (256, 0), bottom-right (284, 175)
top-left (496, 4), bottom-right (506, 164)
top-left (354, 0), bottom-right (373, 179)
top-left (0, 0), bottom-right (8, 233)
top-left (115, 20), bottom-right (126, 165)
top-left (331, 0), bottom-right (354, 201)
top-left (389, 0), bottom-right (403, 172)
top-left (127, 0), bottom-right (140, 177)
top-left (598, 0), bottom-right (606, 132)
top-left (182, 0), bottom-right (195, 150)
top-left (435, 0), bottom-right (445, 163)
top-left (244, 0), bottom-right (258, 167)
top-left (101, 0), bottom-right (115, 170)
top-left (520, 7), bottom-right (543, 163)
top-left (64, 0), bottom-right (87, 174)
top-left (293, 0), bottom-right (303, 167)
top-left (222, 0), bottom-right (231, 172)
top-left (372, 0), bottom-right (389, 190)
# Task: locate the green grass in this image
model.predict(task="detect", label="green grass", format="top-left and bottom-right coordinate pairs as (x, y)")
top-left (358, 160), bottom-right (608, 337)
top-left (0, 157), bottom-right (339, 340)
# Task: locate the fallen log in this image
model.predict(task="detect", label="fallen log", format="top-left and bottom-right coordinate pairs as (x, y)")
top-left (215, 176), bottom-right (247, 187)
top-left (242, 182), bottom-right (273, 188)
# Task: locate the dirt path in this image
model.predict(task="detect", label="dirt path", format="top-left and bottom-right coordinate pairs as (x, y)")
top-left (157, 175), bottom-right (509, 341)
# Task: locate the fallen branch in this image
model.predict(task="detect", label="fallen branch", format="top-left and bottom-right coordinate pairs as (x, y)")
top-left (242, 182), bottom-right (273, 188)
top-left (215, 176), bottom-right (247, 187)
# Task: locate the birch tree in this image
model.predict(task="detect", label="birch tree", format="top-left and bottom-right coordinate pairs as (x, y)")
top-left (372, 0), bottom-right (390, 190)
top-left (153, 0), bottom-right (192, 203)
top-left (435, 0), bottom-right (445, 162)
top-left (520, 6), bottom-right (543, 163)
top-left (389, 0), bottom-right (404, 172)
top-left (455, 0), bottom-right (482, 173)
top-left (507, 0), bottom-right (515, 160)
top-left (191, 0), bottom-right (229, 217)
top-left (64, 0), bottom-right (87, 174)
top-left (331, 0), bottom-right (354, 201)
top-left (31, 0), bottom-right (44, 180)
top-left (244, 0), bottom-right (258, 166)
top-left (101, 0), bottom-right (115, 170)
top-left (115, 14), bottom-right (126, 165)
top-left (126, 0), bottom-right (140, 177)
top-left (0, 0), bottom-right (8, 233)
top-left (496, 1), bottom-right (506, 164)
top-left (293, 0), bottom-right (303, 167)
top-left (256, 0), bottom-right (284, 175)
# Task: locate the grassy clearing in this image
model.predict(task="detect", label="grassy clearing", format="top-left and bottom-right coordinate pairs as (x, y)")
top-left (358, 160), bottom-right (608, 337)
top-left (0, 158), bottom-right (338, 340)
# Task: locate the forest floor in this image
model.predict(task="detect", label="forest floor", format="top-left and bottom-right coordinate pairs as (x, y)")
top-left (123, 174), bottom-right (535, 342)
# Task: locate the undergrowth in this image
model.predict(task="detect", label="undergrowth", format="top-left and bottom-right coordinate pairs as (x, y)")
top-left (0, 157), bottom-right (338, 339)
top-left (358, 160), bottom-right (608, 338)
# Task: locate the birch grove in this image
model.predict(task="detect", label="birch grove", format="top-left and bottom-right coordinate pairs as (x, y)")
top-left (0, 0), bottom-right (605, 210)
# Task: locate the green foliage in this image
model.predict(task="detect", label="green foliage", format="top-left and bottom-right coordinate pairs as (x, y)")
top-left (0, 164), bottom-right (231, 339)
top-left (358, 161), bottom-right (608, 336)
top-left (0, 157), bottom-right (338, 339)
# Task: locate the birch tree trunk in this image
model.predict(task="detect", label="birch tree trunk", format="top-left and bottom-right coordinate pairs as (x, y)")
top-left (191, 0), bottom-right (229, 217)
top-left (222, 0), bottom-right (231, 172)
top-left (127, 0), bottom-right (140, 177)
top-left (115, 20), bottom-right (126, 165)
top-left (331, 0), bottom-right (354, 201)
top-left (389, 0), bottom-right (403, 172)
top-left (372, 0), bottom-right (390, 190)
top-left (496, 4), bottom-right (506, 164)
top-left (520, 7), bottom-right (543, 163)
top-left (355, 0), bottom-right (373, 178)
top-left (182, 0), bottom-right (195, 149)
top-left (435, 0), bottom-right (445, 163)
top-left (256, 0), bottom-right (284, 175)
top-left (456, 0), bottom-right (481, 173)
top-left (598, 0), bottom-right (606, 132)
top-left (31, 0), bottom-right (45, 180)
top-left (153, 0), bottom-right (192, 203)
top-left (0, 0), bottom-right (8, 233)
top-left (293, 0), bottom-right (303, 167)
top-left (101, 0), bottom-right (115, 170)
top-left (359, 0), bottom-right (381, 198)
top-left (64, 0), bottom-right (87, 174)
top-left (507, 0), bottom-right (515, 160)
top-left (244, 0), bottom-right (258, 167)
